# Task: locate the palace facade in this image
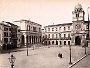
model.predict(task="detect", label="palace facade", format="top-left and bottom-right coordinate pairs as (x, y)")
top-left (43, 4), bottom-right (90, 46)
top-left (14, 19), bottom-right (42, 47)
top-left (0, 21), bottom-right (21, 50)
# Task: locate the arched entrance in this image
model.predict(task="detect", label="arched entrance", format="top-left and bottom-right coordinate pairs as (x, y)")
top-left (56, 41), bottom-right (58, 45)
top-left (26, 35), bottom-right (28, 44)
top-left (75, 36), bottom-right (81, 45)
top-left (21, 35), bottom-right (24, 45)
top-left (48, 41), bottom-right (50, 45)
top-left (52, 41), bottom-right (54, 45)
top-left (29, 36), bottom-right (31, 44)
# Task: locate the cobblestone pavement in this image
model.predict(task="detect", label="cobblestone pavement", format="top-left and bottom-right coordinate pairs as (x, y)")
top-left (0, 45), bottom-right (90, 68)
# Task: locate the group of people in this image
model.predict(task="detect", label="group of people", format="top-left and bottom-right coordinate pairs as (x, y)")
top-left (58, 53), bottom-right (62, 58)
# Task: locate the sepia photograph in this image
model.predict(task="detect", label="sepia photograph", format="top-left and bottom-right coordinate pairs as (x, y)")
top-left (0, 0), bottom-right (90, 68)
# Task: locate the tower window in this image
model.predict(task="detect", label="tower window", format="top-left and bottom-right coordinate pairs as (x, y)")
top-left (76, 13), bottom-right (79, 17)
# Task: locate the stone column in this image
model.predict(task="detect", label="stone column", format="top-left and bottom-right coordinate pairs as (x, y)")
top-left (32, 36), bottom-right (34, 44)
top-left (36, 36), bottom-right (37, 43)
top-left (31, 36), bottom-right (32, 44)
top-left (24, 34), bottom-right (26, 46)
top-left (28, 35), bottom-right (30, 44)
top-left (29, 36), bottom-right (31, 44)
top-left (35, 36), bottom-right (37, 44)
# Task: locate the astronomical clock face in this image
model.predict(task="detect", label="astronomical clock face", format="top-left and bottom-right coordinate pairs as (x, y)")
top-left (75, 24), bottom-right (81, 29)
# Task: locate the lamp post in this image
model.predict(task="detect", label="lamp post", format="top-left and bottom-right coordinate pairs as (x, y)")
top-left (8, 54), bottom-right (16, 68)
top-left (27, 43), bottom-right (28, 56)
top-left (69, 29), bottom-right (74, 64)
top-left (85, 42), bottom-right (86, 54)
top-left (69, 44), bottom-right (72, 64)
top-left (86, 7), bottom-right (89, 47)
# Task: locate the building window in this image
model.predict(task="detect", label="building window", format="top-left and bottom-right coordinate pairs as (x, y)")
top-left (52, 28), bottom-right (54, 31)
top-left (86, 25), bottom-right (88, 29)
top-left (4, 32), bottom-right (8, 37)
top-left (52, 41), bottom-right (54, 45)
top-left (68, 34), bottom-right (70, 38)
top-left (87, 34), bottom-right (89, 37)
top-left (45, 35), bottom-right (47, 38)
top-left (64, 34), bottom-right (66, 38)
top-left (4, 38), bottom-right (8, 43)
top-left (68, 41), bottom-right (70, 45)
top-left (18, 29), bottom-right (20, 32)
top-left (27, 25), bottom-right (28, 30)
top-left (68, 26), bottom-right (70, 30)
top-left (52, 34), bottom-right (54, 38)
top-left (33, 27), bottom-right (36, 32)
top-left (48, 28), bottom-right (50, 31)
top-left (64, 41), bottom-right (66, 45)
top-left (43, 36), bottom-right (44, 38)
top-left (56, 28), bottom-right (57, 31)
top-left (48, 34), bottom-right (50, 38)
top-left (19, 39), bottom-right (20, 42)
top-left (4, 27), bottom-right (8, 31)
top-left (29, 25), bottom-right (30, 30)
top-left (60, 41), bottom-right (62, 45)
top-left (45, 28), bottom-right (47, 32)
top-left (64, 27), bottom-right (66, 31)
top-left (59, 33), bottom-right (61, 38)
top-left (76, 13), bottom-right (79, 17)
top-left (39, 28), bottom-right (41, 32)
top-left (49, 41), bottom-right (50, 45)
top-left (9, 33), bottom-right (11, 37)
top-left (56, 34), bottom-right (58, 38)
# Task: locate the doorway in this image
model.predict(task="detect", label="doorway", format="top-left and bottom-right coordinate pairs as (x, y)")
top-left (75, 36), bottom-right (81, 45)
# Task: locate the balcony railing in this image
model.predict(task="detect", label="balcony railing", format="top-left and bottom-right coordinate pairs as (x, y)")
top-left (43, 37), bottom-right (71, 40)
top-left (60, 37), bottom-right (71, 40)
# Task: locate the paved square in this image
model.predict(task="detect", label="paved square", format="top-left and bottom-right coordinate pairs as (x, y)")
top-left (0, 45), bottom-right (89, 68)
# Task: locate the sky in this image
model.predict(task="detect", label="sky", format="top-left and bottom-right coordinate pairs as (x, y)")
top-left (0, 0), bottom-right (90, 28)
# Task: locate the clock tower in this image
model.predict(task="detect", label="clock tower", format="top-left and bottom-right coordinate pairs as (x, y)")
top-left (71, 4), bottom-right (86, 46)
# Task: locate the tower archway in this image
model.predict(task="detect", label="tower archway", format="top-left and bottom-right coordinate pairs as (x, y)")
top-left (75, 36), bottom-right (81, 45)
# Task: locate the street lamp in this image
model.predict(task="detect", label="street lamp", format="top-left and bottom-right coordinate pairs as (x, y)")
top-left (86, 7), bottom-right (90, 47)
top-left (69, 29), bottom-right (74, 64)
top-left (69, 44), bottom-right (72, 64)
top-left (27, 43), bottom-right (28, 56)
top-left (8, 54), bottom-right (16, 68)
top-left (85, 41), bottom-right (86, 54)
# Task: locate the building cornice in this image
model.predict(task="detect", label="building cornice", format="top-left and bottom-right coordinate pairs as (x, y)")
top-left (44, 23), bottom-right (72, 28)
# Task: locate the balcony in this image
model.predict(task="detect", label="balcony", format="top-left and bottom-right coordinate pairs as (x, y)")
top-left (43, 37), bottom-right (71, 40)
top-left (61, 37), bottom-right (71, 40)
